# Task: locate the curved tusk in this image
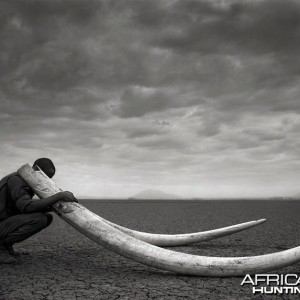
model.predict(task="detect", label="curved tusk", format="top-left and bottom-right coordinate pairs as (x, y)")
top-left (66, 207), bottom-right (300, 277)
top-left (100, 217), bottom-right (266, 246)
top-left (18, 164), bottom-right (300, 277)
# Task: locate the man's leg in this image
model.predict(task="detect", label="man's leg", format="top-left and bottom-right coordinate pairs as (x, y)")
top-left (0, 213), bottom-right (53, 263)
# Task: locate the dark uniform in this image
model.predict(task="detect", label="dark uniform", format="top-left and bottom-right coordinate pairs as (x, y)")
top-left (0, 173), bottom-right (53, 249)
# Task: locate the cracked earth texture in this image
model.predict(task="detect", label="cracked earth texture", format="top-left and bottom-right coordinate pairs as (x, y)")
top-left (1, 200), bottom-right (300, 300)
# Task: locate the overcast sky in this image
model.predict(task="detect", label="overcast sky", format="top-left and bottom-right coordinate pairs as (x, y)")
top-left (1, 0), bottom-right (300, 198)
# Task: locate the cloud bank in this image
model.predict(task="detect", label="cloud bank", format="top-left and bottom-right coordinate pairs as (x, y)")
top-left (1, 0), bottom-right (300, 198)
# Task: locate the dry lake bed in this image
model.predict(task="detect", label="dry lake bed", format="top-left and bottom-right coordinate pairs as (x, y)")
top-left (1, 200), bottom-right (300, 300)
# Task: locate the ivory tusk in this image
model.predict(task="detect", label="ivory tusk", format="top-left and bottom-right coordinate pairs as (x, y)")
top-left (18, 164), bottom-right (300, 277)
top-left (100, 217), bottom-right (266, 246)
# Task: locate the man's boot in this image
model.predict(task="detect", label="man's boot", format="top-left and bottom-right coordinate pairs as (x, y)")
top-left (6, 245), bottom-right (21, 257)
top-left (0, 244), bottom-right (17, 264)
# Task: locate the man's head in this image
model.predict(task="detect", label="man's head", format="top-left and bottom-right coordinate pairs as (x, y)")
top-left (33, 158), bottom-right (56, 178)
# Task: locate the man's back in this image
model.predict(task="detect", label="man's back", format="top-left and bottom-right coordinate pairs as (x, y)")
top-left (0, 173), bottom-right (34, 222)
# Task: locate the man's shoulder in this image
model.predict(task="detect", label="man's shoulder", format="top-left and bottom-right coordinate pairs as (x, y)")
top-left (0, 172), bottom-right (18, 187)
top-left (6, 173), bottom-right (35, 196)
top-left (6, 173), bottom-right (27, 187)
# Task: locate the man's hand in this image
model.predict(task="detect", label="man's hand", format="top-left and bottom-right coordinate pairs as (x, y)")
top-left (58, 191), bottom-right (78, 203)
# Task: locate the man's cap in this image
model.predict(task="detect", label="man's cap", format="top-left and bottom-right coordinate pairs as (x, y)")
top-left (33, 158), bottom-right (56, 178)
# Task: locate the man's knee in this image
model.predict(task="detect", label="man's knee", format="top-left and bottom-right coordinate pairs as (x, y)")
top-left (0, 213), bottom-right (54, 246)
top-left (30, 213), bottom-right (53, 229)
top-left (46, 213), bottom-right (53, 226)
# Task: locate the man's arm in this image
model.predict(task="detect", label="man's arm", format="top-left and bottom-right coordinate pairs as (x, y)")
top-left (8, 175), bottom-right (77, 214)
top-left (23, 191), bottom-right (77, 213)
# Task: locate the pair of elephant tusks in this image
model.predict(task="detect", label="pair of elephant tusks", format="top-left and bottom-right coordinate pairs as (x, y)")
top-left (18, 164), bottom-right (300, 277)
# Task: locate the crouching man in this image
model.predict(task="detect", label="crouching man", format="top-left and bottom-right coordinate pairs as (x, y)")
top-left (0, 158), bottom-right (77, 264)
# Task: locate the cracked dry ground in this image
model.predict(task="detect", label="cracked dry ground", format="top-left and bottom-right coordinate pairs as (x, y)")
top-left (1, 200), bottom-right (300, 300)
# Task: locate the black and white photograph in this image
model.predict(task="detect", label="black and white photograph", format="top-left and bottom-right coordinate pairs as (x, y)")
top-left (1, 0), bottom-right (300, 299)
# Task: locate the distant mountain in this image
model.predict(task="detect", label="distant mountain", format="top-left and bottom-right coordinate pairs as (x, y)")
top-left (130, 189), bottom-right (181, 200)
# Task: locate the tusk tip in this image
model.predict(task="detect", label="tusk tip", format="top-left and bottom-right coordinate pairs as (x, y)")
top-left (257, 218), bottom-right (267, 223)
